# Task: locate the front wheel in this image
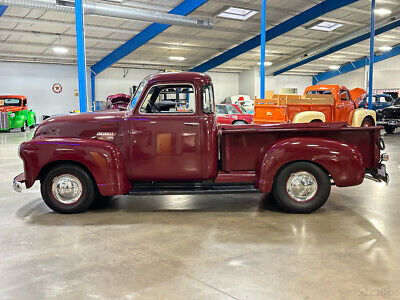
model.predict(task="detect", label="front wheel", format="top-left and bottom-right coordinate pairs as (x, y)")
top-left (233, 120), bottom-right (247, 125)
top-left (41, 164), bottom-right (96, 213)
top-left (384, 125), bottom-right (396, 134)
top-left (273, 162), bottom-right (331, 213)
top-left (20, 121), bottom-right (28, 132)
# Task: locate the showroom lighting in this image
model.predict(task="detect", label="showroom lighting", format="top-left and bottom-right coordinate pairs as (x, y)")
top-left (52, 46), bottom-right (68, 55)
top-left (329, 65), bottom-right (340, 70)
top-left (257, 61), bottom-right (273, 66)
top-left (217, 7), bottom-right (257, 21)
top-left (374, 8), bottom-right (391, 16)
top-left (309, 21), bottom-right (343, 32)
top-left (379, 46), bottom-right (393, 51)
top-left (169, 56), bottom-right (186, 61)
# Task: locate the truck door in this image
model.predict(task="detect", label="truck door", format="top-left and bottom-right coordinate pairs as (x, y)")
top-left (336, 90), bottom-right (354, 123)
top-left (129, 83), bottom-right (203, 181)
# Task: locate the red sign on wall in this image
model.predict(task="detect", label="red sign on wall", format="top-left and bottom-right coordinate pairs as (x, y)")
top-left (52, 83), bottom-right (63, 94)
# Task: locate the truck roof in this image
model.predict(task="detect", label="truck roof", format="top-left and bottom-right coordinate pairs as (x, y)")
top-left (144, 72), bottom-right (212, 86)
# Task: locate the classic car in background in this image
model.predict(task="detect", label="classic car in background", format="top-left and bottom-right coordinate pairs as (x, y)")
top-left (254, 85), bottom-right (376, 127)
top-left (223, 95), bottom-right (254, 113)
top-left (358, 93), bottom-right (395, 110)
top-left (216, 104), bottom-right (253, 125)
top-left (0, 95), bottom-right (36, 132)
top-left (105, 93), bottom-right (131, 110)
top-left (377, 97), bottom-right (400, 133)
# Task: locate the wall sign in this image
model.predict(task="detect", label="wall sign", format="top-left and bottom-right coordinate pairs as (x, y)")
top-left (52, 83), bottom-right (63, 94)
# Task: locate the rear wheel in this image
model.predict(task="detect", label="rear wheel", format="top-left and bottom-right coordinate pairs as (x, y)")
top-left (29, 117), bottom-right (36, 129)
top-left (41, 164), bottom-right (96, 213)
top-left (273, 162), bottom-right (331, 213)
top-left (384, 125), bottom-right (396, 134)
top-left (233, 120), bottom-right (247, 125)
top-left (361, 117), bottom-right (374, 127)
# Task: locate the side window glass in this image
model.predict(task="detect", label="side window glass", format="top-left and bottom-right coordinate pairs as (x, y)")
top-left (340, 90), bottom-right (350, 101)
top-left (202, 84), bottom-right (215, 114)
top-left (226, 105), bottom-right (239, 114)
top-left (139, 85), bottom-right (195, 114)
top-left (216, 105), bottom-right (227, 114)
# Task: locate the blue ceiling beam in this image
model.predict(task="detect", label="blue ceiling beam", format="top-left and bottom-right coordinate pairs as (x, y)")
top-left (91, 0), bottom-right (208, 75)
top-left (313, 44), bottom-right (400, 84)
top-left (190, 0), bottom-right (359, 73)
top-left (0, 5), bottom-right (7, 17)
top-left (274, 18), bottom-right (400, 76)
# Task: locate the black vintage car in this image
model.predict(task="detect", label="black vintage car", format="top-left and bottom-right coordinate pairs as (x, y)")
top-left (377, 98), bottom-right (400, 133)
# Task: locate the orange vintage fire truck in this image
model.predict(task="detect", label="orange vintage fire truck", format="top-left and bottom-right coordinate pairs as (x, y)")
top-left (254, 85), bottom-right (375, 127)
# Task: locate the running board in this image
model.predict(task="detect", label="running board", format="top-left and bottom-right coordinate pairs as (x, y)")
top-left (130, 182), bottom-right (259, 195)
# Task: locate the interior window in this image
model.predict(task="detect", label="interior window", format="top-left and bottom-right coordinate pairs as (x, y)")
top-left (340, 90), bottom-right (350, 101)
top-left (226, 105), bottom-right (239, 114)
top-left (202, 84), bottom-right (215, 114)
top-left (216, 105), bottom-right (227, 114)
top-left (139, 84), bottom-right (195, 114)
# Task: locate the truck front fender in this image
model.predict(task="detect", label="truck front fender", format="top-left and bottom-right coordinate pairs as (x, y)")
top-left (257, 137), bottom-right (365, 194)
top-left (350, 108), bottom-right (376, 127)
top-left (292, 111), bottom-right (325, 123)
top-left (19, 137), bottom-right (130, 196)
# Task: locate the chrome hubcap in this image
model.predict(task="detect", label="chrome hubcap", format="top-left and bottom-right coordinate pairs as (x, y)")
top-left (286, 171), bottom-right (318, 202)
top-left (52, 174), bottom-right (83, 204)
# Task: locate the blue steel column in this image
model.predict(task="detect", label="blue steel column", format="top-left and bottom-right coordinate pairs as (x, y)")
top-left (75, 0), bottom-right (87, 112)
top-left (368, 0), bottom-right (376, 110)
top-left (260, 0), bottom-right (266, 99)
top-left (90, 72), bottom-right (95, 109)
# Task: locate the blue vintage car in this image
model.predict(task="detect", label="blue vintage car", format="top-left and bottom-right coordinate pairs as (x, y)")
top-left (358, 94), bottom-right (394, 111)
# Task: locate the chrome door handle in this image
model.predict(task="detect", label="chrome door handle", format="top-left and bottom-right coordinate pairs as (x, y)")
top-left (184, 122), bottom-right (199, 126)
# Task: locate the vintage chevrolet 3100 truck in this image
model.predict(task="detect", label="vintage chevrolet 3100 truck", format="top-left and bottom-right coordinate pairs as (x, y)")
top-left (13, 72), bottom-right (389, 214)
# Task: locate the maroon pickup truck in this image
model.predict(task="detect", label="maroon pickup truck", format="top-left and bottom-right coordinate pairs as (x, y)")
top-left (13, 72), bottom-right (389, 214)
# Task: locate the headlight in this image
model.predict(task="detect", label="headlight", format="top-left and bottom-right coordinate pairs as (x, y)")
top-left (10, 113), bottom-right (15, 118)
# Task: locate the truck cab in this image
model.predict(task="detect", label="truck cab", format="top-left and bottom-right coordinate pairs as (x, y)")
top-left (0, 95), bottom-right (36, 132)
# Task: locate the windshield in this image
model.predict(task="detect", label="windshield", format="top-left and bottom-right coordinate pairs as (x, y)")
top-left (0, 98), bottom-right (21, 106)
top-left (129, 80), bottom-right (146, 110)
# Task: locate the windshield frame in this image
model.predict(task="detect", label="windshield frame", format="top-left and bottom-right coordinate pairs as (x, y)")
top-left (128, 80), bottom-right (146, 113)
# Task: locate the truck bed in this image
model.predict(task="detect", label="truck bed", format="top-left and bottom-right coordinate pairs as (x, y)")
top-left (219, 122), bottom-right (380, 172)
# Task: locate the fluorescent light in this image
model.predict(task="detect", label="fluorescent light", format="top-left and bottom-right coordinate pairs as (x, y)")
top-left (257, 61), bottom-right (273, 66)
top-left (52, 46), bottom-right (68, 55)
top-left (169, 56), bottom-right (186, 61)
top-left (374, 8), bottom-right (391, 16)
top-left (309, 21), bottom-right (343, 32)
top-left (329, 65), bottom-right (340, 70)
top-left (218, 7), bottom-right (257, 21)
top-left (379, 46), bottom-right (392, 51)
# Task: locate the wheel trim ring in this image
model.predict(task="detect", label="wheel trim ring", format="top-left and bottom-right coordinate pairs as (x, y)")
top-left (51, 174), bottom-right (83, 205)
top-left (285, 171), bottom-right (318, 203)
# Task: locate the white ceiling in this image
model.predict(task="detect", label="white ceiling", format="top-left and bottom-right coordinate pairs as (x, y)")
top-left (0, 0), bottom-right (399, 75)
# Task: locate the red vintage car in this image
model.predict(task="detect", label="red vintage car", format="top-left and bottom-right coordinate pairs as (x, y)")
top-left (14, 72), bottom-right (388, 214)
top-left (105, 93), bottom-right (131, 110)
top-left (216, 104), bottom-right (253, 125)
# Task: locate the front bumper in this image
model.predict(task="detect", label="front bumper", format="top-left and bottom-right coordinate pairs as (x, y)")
top-left (365, 164), bottom-right (389, 185)
top-left (377, 119), bottom-right (400, 127)
top-left (13, 172), bottom-right (25, 192)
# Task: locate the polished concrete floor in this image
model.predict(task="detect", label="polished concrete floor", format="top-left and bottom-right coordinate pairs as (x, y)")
top-left (1, 129), bottom-right (400, 299)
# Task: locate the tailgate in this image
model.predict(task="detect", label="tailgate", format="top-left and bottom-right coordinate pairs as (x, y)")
top-left (254, 104), bottom-right (286, 124)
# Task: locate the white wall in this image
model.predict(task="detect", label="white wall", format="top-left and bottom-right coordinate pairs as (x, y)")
top-left (319, 55), bottom-right (400, 90)
top-left (239, 66), bottom-right (313, 98)
top-left (0, 61), bottom-right (239, 117)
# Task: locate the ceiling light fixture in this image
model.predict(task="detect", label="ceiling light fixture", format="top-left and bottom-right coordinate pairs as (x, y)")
top-left (308, 21), bottom-right (343, 32)
top-left (217, 7), bottom-right (257, 21)
top-left (169, 56), bottom-right (186, 61)
top-left (379, 46), bottom-right (392, 51)
top-left (329, 65), bottom-right (340, 70)
top-left (374, 8), bottom-right (391, 16)
top-left (52, 46), bottom-right (69, 55)
top-left (257, 61), bottom-right (273, 66)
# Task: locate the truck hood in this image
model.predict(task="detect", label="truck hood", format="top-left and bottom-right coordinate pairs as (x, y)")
top-left (34, 111), bottom-right (125, 139)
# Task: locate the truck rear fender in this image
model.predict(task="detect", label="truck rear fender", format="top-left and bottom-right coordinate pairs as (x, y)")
top-left (350, 109), bottom-right (376, 127)
top-left (19, 138), bottom-right (130, 196)
top-left (256, 137), bottom-right (365, 194)
top-left (292, 111), bottom-right (325, 123)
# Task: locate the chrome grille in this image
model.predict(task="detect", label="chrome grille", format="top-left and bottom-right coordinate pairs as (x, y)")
top-left (0, 112), bottom-right (9, 130)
